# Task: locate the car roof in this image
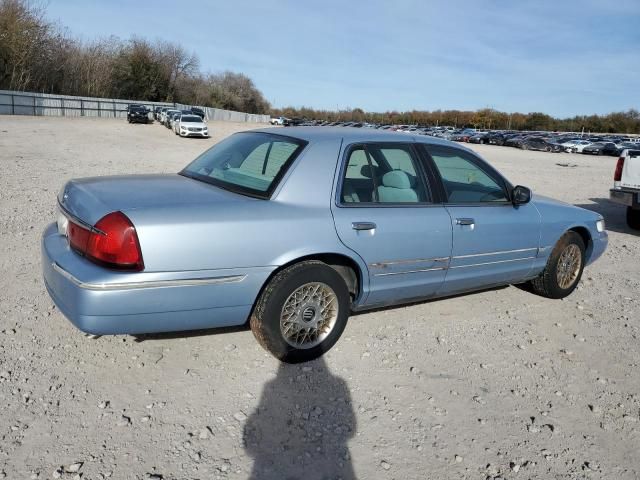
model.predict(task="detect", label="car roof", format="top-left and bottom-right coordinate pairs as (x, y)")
top-left (248, 126), bottom-right (463, 149)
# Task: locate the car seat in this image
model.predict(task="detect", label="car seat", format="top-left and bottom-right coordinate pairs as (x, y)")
top-left (377, 170), bottom-right (418, 203)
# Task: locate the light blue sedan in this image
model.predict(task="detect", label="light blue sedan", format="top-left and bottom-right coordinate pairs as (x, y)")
top-left (42, 128), bottom-right (608, 362)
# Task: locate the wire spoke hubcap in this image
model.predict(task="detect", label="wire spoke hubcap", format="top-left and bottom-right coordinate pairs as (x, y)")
top-left (556, 244), bottom-right (582, 289)
top-left (280, 282), bottom-right (339, 349)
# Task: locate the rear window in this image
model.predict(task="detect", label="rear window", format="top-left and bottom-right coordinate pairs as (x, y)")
top-left (181, 132), bottom-right (307, 198)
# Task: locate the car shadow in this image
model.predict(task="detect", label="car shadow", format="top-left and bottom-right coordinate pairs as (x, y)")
top-left (574, 197), bottom-right (638, 236)
top-left (351, 284), bottom-right (510, 317)
top-left (132, 324), bottom-right (249, 342)
top-left (243, 357), bottom-right (357, 479)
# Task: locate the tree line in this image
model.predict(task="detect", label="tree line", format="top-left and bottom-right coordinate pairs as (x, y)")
top-left (270, 106), bottom-right (640, 134)
top-left (0, 0), bottom-right (270, 113)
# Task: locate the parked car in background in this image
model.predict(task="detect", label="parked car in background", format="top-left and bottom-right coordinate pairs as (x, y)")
top-left (283, 117), bottom-right (304, 127)
top-left (127, 105), bottom-right (150, 124)
top-left (468, 132), bottom-right (490, 144)
top-left (163, 110), bottom-right (180, 128)
top-left (159, 108), bottom-right (174, 125)
top-left (174, 114), bottom-right (209, 138)
top-left (190, 107), bottom-right (206, 119)
top-left (582, 142), bottom-right (620, 156)
top-left (521, 137), bottom-right (563, 152)
top-left (270, 116), bottom-right (287, 126)
top-left (42, 128), bottom-right (607, 362)
top-left (504, 135), bottom-right (527, 148)
top-left (487, 132), bottom-right (508, 145)
top-left (609, 148), bottom-right (640, 229)
top-left (153, 107), bottom-right (163, 121)
top-left (561, 140), bottom-right (592, 153)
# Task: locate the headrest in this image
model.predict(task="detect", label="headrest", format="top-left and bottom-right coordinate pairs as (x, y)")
top-left (382, 170), bottom-right (412, 189)
top-left (360, 164), bottom-right (380, 178)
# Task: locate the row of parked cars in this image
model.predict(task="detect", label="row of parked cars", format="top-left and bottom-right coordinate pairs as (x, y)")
top-left (450, 129), bottom-right (638, 156)
top-left (125, 104), bottom-right (209, 138)
top-left (279, 119), bottom-right (639, 157)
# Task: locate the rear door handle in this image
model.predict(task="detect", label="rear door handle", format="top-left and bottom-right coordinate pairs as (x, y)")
top-left (352, 222), bottom-right (377, 231)
top-left (456, 218), bottom-right (475, 226)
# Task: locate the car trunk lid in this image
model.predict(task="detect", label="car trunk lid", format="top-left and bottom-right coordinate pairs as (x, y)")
top-left (58, 173), bottom-right (254, 226)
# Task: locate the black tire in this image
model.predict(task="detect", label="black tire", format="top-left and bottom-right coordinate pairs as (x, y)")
top-left (530, 231), bottom-right (585, 299)
top-left (250, 261), bottom-right (350, 363)
top-left (627, 207), bottom-right (640, 230)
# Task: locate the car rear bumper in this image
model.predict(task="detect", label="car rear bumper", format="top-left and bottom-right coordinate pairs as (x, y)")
top-left (610, 188), bottom-right (639, 208)
top-left (41, 223), bottom-right (273, 335)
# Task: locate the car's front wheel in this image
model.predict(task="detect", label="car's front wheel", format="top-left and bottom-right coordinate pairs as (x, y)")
top-left (627, 207), bottom-right (640, 230)
top-left (530, 231), bottom-right (585, 299)
top-left (250, 261), bottom-right (350, 363)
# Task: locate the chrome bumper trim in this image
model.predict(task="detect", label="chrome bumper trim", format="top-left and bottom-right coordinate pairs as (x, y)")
top-left (52, 263), bottom-right (246, 291)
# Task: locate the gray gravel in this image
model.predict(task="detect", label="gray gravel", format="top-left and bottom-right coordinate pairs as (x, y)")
top-left (0, 116), bottom-right (639, 479)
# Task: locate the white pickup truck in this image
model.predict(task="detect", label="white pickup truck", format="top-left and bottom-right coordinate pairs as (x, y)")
top-left (269, 116), bottom-right (287, 125)
top-left (610, 148), bottom-right (640, 229)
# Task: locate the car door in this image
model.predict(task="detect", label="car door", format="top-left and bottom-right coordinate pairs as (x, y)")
top-left (331, 143), bottom-right (452, 307)
top-left (422, 144), bottom-right (541, 295)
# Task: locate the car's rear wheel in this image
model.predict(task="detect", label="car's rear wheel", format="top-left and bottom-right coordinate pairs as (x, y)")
top-left (530, 231), bottom-right (585, 299)
top-left (627, 207), bottom-right (640, 230)
top-left (250, 261), bottom-right (350, 363)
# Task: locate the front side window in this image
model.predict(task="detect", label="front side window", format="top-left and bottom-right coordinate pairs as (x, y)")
top-left (341, 144), bottom-right (430, 204)
top-left (427, 146), bottom-right (509, 203)
top-left (181, 132), bottom-right (306, 198)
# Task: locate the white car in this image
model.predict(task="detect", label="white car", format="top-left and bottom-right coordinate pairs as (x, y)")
top-left (174, 114), bottom-right (209, 138)
top-left (561, 140), bottom-right (592, 153)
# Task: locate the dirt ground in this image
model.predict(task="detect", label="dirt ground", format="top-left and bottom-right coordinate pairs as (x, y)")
top-left (0, 116), bottom-right (638, 480)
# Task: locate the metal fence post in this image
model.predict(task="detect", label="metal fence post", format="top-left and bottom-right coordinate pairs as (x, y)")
top-left (33, 95), bottom-right (36, 116)
top-left (80, 99), bottom-right (84, 116)
top-left (61, 98), bottom-right (65, 116)
top-left (11, 94), bottom-right (14, 115)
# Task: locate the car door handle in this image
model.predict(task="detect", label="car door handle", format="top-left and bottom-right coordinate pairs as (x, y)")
top-left (456, 218), bottom-right (475, 226)
top-left (352, 222), bottom-right (377, 231)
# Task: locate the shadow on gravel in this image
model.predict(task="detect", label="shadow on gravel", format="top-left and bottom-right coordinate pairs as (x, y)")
top-left (243, 358), bottom-right (357, 480)
top-left (351, 284), bottom-right (509, 317)
top-left (131, 324), bottom-right (249, 342)
top-left (574, 198), bottom-right (638, 236)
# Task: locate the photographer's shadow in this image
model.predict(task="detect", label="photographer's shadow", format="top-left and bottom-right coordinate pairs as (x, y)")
top-left (243, 357), bottom-right (357, 480)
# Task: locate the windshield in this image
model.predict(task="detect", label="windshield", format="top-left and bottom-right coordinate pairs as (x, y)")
top-left (181, 115), bottom-right (202, 122)
top-left (181, 132), bottom-right (307, 198)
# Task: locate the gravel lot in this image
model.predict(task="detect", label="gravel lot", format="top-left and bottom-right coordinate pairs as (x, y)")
top-left (0, 116), bottom-right (638, 480)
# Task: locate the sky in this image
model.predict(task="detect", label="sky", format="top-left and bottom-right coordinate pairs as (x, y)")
top-left (45, 0), bottom-right (640, 117)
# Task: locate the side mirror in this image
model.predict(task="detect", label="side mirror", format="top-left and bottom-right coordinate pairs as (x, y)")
top-left (512, 185), bottom-right (531, 205)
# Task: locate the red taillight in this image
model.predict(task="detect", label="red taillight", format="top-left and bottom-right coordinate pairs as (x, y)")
top-left (614, 157), bottom-right (625, 182)
top-left (68, 212), bottom-right (144, 271)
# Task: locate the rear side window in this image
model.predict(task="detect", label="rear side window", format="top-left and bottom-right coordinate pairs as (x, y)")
top-left (341, 144), bottom-right (430, 204)
top-left (427, 146), bottom-right (508, 203)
